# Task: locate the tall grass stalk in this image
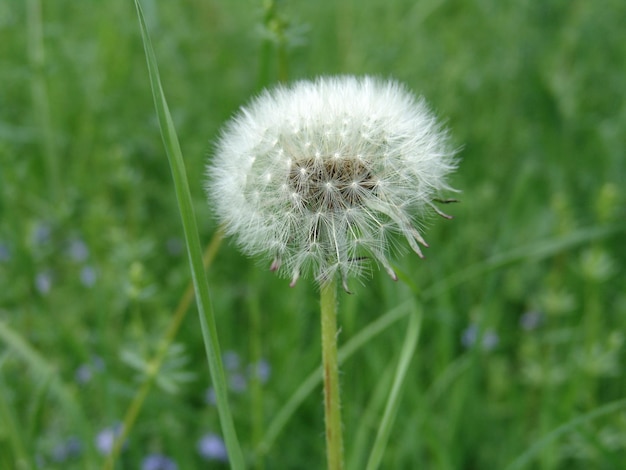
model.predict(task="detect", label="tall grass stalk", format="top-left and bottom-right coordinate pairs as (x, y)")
top-left (132, 1), bottom-right (244, 468)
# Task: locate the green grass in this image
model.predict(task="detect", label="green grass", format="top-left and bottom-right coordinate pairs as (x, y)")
top-left (1, 0), bottom-right (625, 468)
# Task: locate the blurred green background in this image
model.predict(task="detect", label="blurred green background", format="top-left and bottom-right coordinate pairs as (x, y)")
top-left (1, 0), bottom-right (625, 468)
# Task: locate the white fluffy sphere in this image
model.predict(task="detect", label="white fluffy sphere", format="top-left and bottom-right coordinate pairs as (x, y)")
top-left (207, 76), bottom-right (457, 291)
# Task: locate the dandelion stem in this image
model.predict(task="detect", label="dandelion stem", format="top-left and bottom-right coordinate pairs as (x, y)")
top-left (320, 279), bottom-right (344, 470)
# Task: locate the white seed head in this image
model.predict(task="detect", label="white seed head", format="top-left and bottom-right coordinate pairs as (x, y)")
top-left (207, 76), bottom-right (457, 290)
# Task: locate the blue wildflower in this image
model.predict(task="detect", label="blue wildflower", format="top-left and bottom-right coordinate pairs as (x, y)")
top-left (75, 364), bottom-right (93, 385)
top-left (222, 351), bottom-right (240, 371)
top-left (205, 387), bottom-right (216, 406)
top-left (0, 242), bottom-right (10, 262)
top-left (197, 433), bottom-right (228, 462)
top-left (51, 436), bottom-right (82, 462)
top-left (95, 424), bottom-right (124, 456)
top-left (520, 311), bottom-right (544, 331)
top-left (229, 373), bottom-right (247, 394)
top-left (461, 324), bottom-right (499, 351)
top-left (32, 222), bottom-right (52, 246)
top-left (141, 453), bottom-right (178, 470)
top-left (67, 237), bottom-right (89, 262)
top-left (247, 359), bottom-right (271, 384)
top-left (35, 270), bottom-right (53, 294)
top-left (80, 265), bottom-right (98, 287)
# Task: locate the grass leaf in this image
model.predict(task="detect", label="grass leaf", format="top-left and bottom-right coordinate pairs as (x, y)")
top-left (131, 1), bottom-right (245, 468)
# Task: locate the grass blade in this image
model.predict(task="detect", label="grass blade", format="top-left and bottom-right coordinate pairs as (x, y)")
top-left (257, 302), bottom-right (412, 456)
top-left (131, 1), bottom-right (245, 468)
top-left (504, 398), bottom-right (626, 470)
top-left (365, 302), bottom-right (422, 470)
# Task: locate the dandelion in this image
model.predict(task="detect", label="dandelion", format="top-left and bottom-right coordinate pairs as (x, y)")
top-left (207, 75), bottom-right (458, 470)
top-left (207, 75), bottom-right (457, 292)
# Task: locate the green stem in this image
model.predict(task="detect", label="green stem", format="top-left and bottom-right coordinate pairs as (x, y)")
top-left (320, 280), bottom-right (344, 470)
top-left (27, 0), bottom-right (61, 203)
top-left (133, 1), bottom-right (245, 467)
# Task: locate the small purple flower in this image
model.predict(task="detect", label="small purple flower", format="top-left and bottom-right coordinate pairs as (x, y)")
top-left (229, 373), bottom-right (247, 394)
top-left (0, 242), bottom-right (11, 262)
top-left (197, 433), bottom-right (228, 462)
top-left (80, 265), bottom-right (98, 287)
top-left (482, 330), bottom-right (500, 351)
top-left (95, 424), bottom-right (124, 456)
top-left (141, 454), bottom-right (178, 470)
top-left (222, 351), bottom-right (240, 371)
top-left (67, 237), bottom-right (89, 262)
top-left (520, 311), bottom-right (544, 331)
top-left (76, 356), bottom-right (105, 385)
top-left (35, 270), bottom-right (53, 294)
top-left (205, 387), bottom-right (217, 406)
top-left (32, 222), bottom-right (52, 246)
top-left (461, 324), bottom-right (478, 348)
top-left (247, 359), bottom-right (271, 384)
top-left (51, 436), bottom-right (82, 462)
top-left (166, 237), bottom-right (183, 256)
top-left (75, 364), bottom-right (93, 385)
top-left (461, 324), bottom-right (499, 351)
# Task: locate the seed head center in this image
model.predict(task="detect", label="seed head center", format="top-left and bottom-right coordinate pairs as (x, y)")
top-left (288, 157), bottom-right (377, 211)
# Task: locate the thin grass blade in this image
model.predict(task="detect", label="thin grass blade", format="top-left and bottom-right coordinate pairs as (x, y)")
top-left (504, 398), bottom-right (626, 470)
top-left (365, 302), bottom-right (422, 470)
top-left (132, 1), bottom-right (244, 468)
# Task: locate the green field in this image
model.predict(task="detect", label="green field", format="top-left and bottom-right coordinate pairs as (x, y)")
top-left (1, 0), bottom-right (625, 469)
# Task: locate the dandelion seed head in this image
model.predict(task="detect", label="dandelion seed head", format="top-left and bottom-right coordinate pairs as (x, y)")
top-left (208, 76), bottom-right (457, 289)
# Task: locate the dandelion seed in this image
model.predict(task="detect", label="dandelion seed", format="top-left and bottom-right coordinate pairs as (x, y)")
top-left (207, 76), bottom-right (457, 290)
